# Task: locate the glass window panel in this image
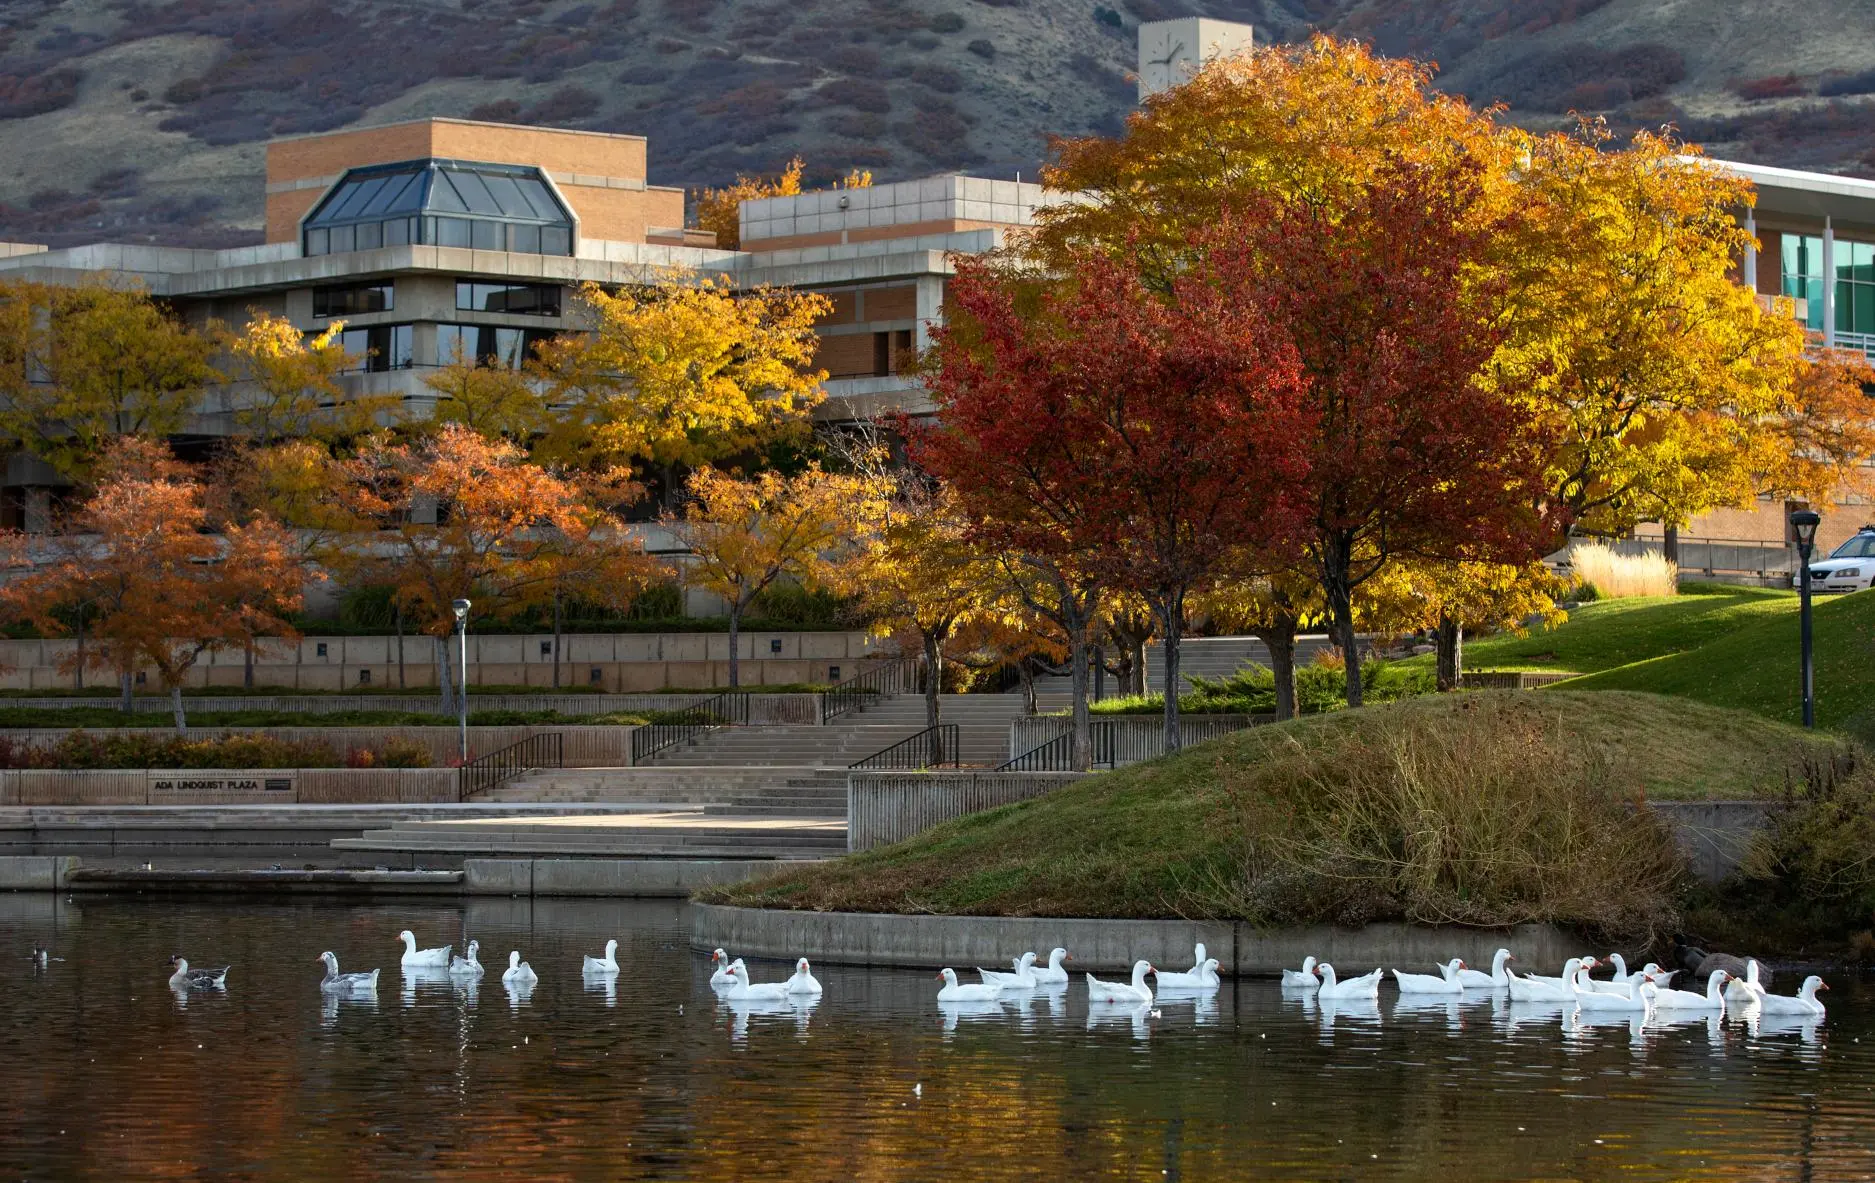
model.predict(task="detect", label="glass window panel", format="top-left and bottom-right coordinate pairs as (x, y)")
top-left (471, 219), bottom-right (504, 251)
top-left (495, 327), bottom-right (526, 368)
top-left (376, 283), bottom-right (393, 312)
top-left (435, 217), bottom-right (471, 248)
top-left (306, 227), bottom-right (328, 256)
top-left (1782, 235), bottom-right (1800, 280)
top-left (510, 223), bottom-right (542, 255)
top-left (384, 216), bottom-right (410, 247)
top-left (480, 172), bottom-right (528, 216)
top-left (389, 324), bottom-right (413, 369)
top-left (437, 324), bottom-right (468, 365)
top-left (316, 181), bottom-right (363, 222)
top-left (335, 177), bottom-right (389, 221)
top-left (450, 169), bottom-right (503, 215)
top-left (456, 281), bottom-right (475, 311)
top-left (359, 171), bottom-right (416, 217)
top-left (355, 221), bottom-right (383, 250)
top-left (1807, 279), bottom-right (1825, 328)
top-left (513, 177), bottom-right (560, 220)
top-left (541, 225), bottom-right (571, 255)
top-left (428, 171), bottom-right (470, 213)
top-left (329, 224), bottom-right (355, 253)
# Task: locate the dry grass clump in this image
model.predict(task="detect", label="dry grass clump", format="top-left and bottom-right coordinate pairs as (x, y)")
top-left (1211, 697), bottom-right (1687, 944)
top-left (1570, 541), bottom-right (1678, 599)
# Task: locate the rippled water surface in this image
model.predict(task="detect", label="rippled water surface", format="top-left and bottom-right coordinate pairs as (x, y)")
top-left (4, 895), bottom-right (1875, 1180)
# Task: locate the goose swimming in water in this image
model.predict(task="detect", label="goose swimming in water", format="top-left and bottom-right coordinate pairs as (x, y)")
top-left (168, 956), bottom-right (229, 991)
top-left (1454, 949), bottom-right (1513, 990)
top-left (502, 951), bottom-right (538, 987)
top-left (786, 957), bottom-right (823, 996)
top-left (398, 930), bottom-right (452, 969)
top-left (448, 940), bottom-right (485, 978)
top-left (318, 951), bottom-right (379, 994)
top-left (582, 939), bottom-right (620, 976)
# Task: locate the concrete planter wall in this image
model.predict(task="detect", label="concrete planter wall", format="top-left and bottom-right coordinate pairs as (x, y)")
top-left (693, 903), bottom-right (1594, 976)
top-left (849, 771), bottom-right (1085, 852)
top-left (0, 767), bottom-right (456, 807)
top-left (0, 692), bottom-right (823, 724)
top-left (0, 725), bottom-right (638, 768)
top-left (0, 630), bottom-right (887, 693)
top-left (1457, 671), bottom-right (1575, 690)
top-left (1649, 800), bottom-right (1776, 884)
top-left (1006, 715), bottom-right (1268, 763)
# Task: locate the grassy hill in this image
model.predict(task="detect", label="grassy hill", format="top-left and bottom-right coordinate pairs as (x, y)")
top-left (1441, 587), bottom-right (1798, 676)
top-left (1, 0), bottom-right (1872, 248)
top-left (704, 690), bottom-right (1841, 935)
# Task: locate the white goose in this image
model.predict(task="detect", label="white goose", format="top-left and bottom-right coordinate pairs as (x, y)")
top-left (1315, 963), bottom-right (1383, 1000)
top-left (1032, 948), bottom-right (1071, 985)
top-left (1572, 973), bottom-right (1653, 1013)
top-left (978, 952), bottom-right (1039, 989)
top-left (1153, 956), bottom-right (1221, 992)
top-left (449, 940), bottom-right (485, 978)
top-left (1756, 975), bottom-right (1827, 1016)
top-left (1393, 959), bottom-right (1466, 995)
top-left (318, 951), bottom-right (379, 993)
top-left (1724, 958), bottom-right (1768, 1005)
top-left (168, 956), bottom-right (229, 991)
top-left (1522, 956), bottom-right (1599, 989)
top-left (1505, 957), bottom-right (1593, 1003)
top-left (937, 967), bottom-right (1004, 1003)
top-left (1281, 956), bottom-right (1320, 990)
top-left (1648, 968), bottom-right (1730, 1012)
top-left (708, 949), bottom-right (743, 991)
top-left (786, 957), bottom-right (823, 996)
top-left (502, 950), bottom-right (538, 987)
top-left (582, 939), bottom-right (620, 976)
top-left (1454, 949), bottom-right (1513, 989)
top-left (398, 930), bottom-right (452, 969)
top-left (724, 961), bottom-right (791, 1000)
top-left (1086, 961), bottom-right (1155, 1005)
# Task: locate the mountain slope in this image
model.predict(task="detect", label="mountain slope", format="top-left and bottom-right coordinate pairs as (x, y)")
top-left (0, 0), bottom-right (1868, 248)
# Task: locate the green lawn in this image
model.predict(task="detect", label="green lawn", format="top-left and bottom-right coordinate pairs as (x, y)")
top-left (1423, 586), bottom-right (1798, 676)
top-left (1562, 588), bottom-right (1875, 739)
top-left (705, 691), bottom-right (1844, 924)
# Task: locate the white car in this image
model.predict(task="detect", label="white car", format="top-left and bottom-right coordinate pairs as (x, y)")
top-left (1797, 527), bottom-right (1875, 593)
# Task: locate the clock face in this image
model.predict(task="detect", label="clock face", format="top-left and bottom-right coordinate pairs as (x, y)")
top-left (1140, 25), bottom-right (1191, 96)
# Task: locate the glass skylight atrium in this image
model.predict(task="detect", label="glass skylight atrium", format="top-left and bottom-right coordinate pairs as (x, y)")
top-left (301, 159), bottom-right (574, 257)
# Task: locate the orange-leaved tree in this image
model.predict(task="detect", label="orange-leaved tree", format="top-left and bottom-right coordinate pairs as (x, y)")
top-left (334, 424), bottom-right (648, 715)
top-left (0, 437), bottom-right (305, 733)
top-left (666, 464), bottom-right (875, 689)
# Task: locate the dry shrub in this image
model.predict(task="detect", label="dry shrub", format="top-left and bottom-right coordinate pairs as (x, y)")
top-left (1213, 696), bottom-right (1686, 944)
top-left (1569, 541), bottom-right (1677, 598)
top-left (1736, 748), bottom-right (1875, 931)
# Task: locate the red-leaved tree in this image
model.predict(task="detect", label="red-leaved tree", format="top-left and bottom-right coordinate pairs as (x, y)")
top-left (916, 247), bottom-right (1313, 757)
top-left (1216, 160), bottom-right (1561, 706)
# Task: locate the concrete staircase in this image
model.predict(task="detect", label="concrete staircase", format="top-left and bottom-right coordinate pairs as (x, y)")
top-left (1144, 635), bottom-right (1337, 692)
top-left (641, 692), bottom-right (1047, 769)
top-left (331, 813), bottom-right (847, 862)
top-left (472, 766), bottom-right (848, 816)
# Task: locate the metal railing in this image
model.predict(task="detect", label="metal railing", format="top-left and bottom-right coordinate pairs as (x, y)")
top-left (999, 716), bottom-right (1263, 771)
top-left (998, 727), bottom-right (1114, 772)
top-left (849, 724), bottom-right (960, 771)
top-left (1605, 536), bottom-right (1797, 579)
top-left (822, 658), bottom-right (920, 724)
top-left (458, 732), bottom-right (563, 800)
top-left (629, 690), bottom-right (750, 765)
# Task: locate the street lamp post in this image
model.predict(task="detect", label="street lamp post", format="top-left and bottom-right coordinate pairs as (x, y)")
top-left (452, 598), bottom-right (472, 763)
top-left (1790, 510), bottom-right (1820, 729)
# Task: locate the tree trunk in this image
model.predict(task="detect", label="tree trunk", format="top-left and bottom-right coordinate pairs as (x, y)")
top-left (1259, 624), bottom-right (1298, 722)
top-left (119, 670), bottom-right (132, 713)
top-left (170, 683), bottom-right (188, 738)
top-left (552, 585), bottom-right (563, 689)
top-left (1018, 659), bottom-right (1037, 716)
top-left (1068, 621), bottom-right (1092, 771)
top-left (1662, 524), bottom-right (1680, 565)
top-left (921, 630), bottom-right (944, 764)
top-left (1129, 635), bottom-right (1148, 697)
top-left (1435, 612), bottom-right (1464, 692)
top-left (1321, 542), bottom-right (1363, 708)
top-left (1152, 590), bottom-right (1186, 754)
top-left (727, 599), bottom-right (742, 689)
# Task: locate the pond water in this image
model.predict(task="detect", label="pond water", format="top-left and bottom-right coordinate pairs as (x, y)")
top-left (3, 894), bottom-right (1872, 1180)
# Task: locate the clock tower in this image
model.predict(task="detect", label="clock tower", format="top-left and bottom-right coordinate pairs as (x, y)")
top-left (1136, 18), bottom-right (1254, 101)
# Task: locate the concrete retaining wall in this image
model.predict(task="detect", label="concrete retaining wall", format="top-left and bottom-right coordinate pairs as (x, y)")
top-left (691, 903), bottom-right (1593, 976)
top-left (0, 631), bottom-right (885, 693)
top-left (0, 726), bottom-right (637, 768)
top-left (1650, 800), bottom-right (1776, 884)
top-left (0, 693), bottom-right (822, 724)
top-left (1458, 671), bottom-right (1575, 690)
top-left (0, 768), bottom-right (456, 806)
top-left (848, 771), bottom-right (1084, 852)
top-left (1007, 715), bottom-right (1267, 763)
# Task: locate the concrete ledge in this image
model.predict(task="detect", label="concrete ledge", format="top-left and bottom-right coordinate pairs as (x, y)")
top-left (0, 855), bottom-right (76, 890)
top-left (467, 857), bottom-right (819, 897)
top-left (691, 903), bottom-right (1593, 977)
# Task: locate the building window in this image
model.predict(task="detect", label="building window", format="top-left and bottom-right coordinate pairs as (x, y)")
top-left (456, 281), bottom-right (562, 316)
top-left (437, 323), bottom-right (555, 369)
top-left (330, 324), bottom-right (414, 373)
top-left (312, 282), bottom-right (394, 318)
top-left (1781, 234), bottom-right (1875, 335)
top-left (303, 159), bottom-right (574, 258)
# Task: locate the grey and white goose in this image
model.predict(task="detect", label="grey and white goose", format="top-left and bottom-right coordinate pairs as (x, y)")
top-left (318, 951), bottom-right (380, 993)
top-left (168, 955), bottom-right (230, 990)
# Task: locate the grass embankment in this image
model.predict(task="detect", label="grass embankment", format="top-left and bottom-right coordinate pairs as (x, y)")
top-left (705, 691), bottom-right (1843, 942)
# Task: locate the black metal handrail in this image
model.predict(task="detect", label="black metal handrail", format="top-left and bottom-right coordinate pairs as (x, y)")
top-left (459, 732), bottom-right (564, 800)
top-left (849, 723), bottom-right (960, 770)
top-left (997, 725), bottom-right (1117, 772)
top-left (822, 658), bottom-right (920, 724)
top-left (630, 689), bottom-right (750, 764)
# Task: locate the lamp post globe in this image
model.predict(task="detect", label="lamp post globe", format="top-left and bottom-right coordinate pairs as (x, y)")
top-left (1790, 510), bottom-right (1820, 729)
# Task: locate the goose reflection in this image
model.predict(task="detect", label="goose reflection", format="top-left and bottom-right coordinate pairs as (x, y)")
top-left (321, 991), bottom-right (380, 1027)
top-left (1746, 1009), bottom-right (1825, 1052)
top-left (1009, 984), bottom-right (1068, 1026)
top-left (505, 979), bottom-right (536, 1011)
top-left (1086, 999), bottom-right (1152, 1040)
top-left (939, 998), bottom-right (1008, 1035)
top-left (401, 966), bottom-right (452, 1008)
top-left (452, 975), bottom-right (480, 1009)
top-left (1316, 995), bottom-right (1380, 1039)
top-left (1563, 1005), bottom-right (1647, 1050)
top-left (721, 995), bottom-right (817, 1042)
top-left (1648, 1009), bottom-right (1725, 1049)
top-left (1152, 990), bottom-right (1220, 1027)
top-left (1391, 993), bottom-right (1463, 1032)
top-left (584, 972), bottom-right (618, 1008)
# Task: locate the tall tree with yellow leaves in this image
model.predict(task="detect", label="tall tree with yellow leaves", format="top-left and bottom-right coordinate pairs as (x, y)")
top-left (535, 273), bottom-right (830, 492)
top-left (217, 311), bottom-right (385, 442)
top-left (425, 338), bottom-right (555, 443)
top-left (666, 464), bottom-right (873, 689)
top-left (0, 280), bottom-right (214, 477)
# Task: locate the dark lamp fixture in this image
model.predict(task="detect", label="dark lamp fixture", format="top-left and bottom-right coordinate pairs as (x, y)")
top-left (1791, 509), bottom-right (1821, 554)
